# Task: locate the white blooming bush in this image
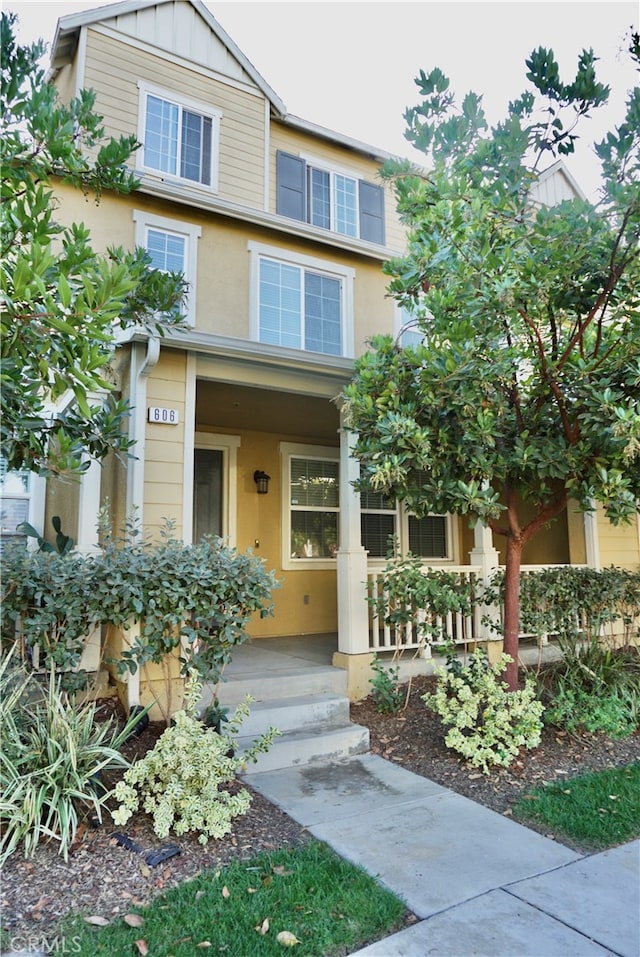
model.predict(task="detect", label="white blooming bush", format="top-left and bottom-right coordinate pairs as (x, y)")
top-left (112, 673), bottom-right (278, 843)
top-left (422, 652), bottom-right (544, 774)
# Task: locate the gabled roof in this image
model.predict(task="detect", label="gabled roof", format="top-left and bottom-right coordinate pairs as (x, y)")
top-left (536, 159), bottom-right (588, 202)
top-left (49, 0), bottom-right (397, 162)
top-left (50, 0), bottom-right (286, 116)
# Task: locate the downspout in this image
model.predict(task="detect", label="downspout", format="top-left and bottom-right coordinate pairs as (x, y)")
top-left (125, 334), bottom-right (160, 529)
top-left (125, 334), bottom-right (160, 707)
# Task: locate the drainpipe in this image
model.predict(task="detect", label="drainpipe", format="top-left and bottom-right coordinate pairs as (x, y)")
top-left (126, 335), bottom-right (160, 529)
top-left (124, 334), bottom-right (160, 708)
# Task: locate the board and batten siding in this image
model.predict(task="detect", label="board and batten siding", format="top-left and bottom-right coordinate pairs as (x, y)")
top-left (102, 0), bottom-right (254, 85)
top-left (143, 350), bottom-right (188, 539)
top-left (82, 28), bottom-right (266, 208)
top-left (269, 124), bottom-right (406, 254)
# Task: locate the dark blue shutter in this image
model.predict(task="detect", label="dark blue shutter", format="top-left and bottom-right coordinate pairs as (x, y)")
top-left (359, 180), bottom-right (385, 245)
top-left (276, 151), bottom-right (306, 221)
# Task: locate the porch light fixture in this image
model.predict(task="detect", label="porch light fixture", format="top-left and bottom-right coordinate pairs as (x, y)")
top-left (254, 470), bottom-right (270, 494)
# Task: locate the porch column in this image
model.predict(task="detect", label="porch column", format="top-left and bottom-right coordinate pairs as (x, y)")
top-left (469, 520), bottom-right (501, 654)
top-left (76, 452), bottom-right (102, 555)
top-left (584, 502), bottom-right (601, 570)
top-left (333, 418), bottom-right (372, 698)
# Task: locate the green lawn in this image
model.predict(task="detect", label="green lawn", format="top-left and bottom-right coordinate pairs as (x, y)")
top-left (61, 839), bottom-right (408, 956)
top-left (514, 762), bottom-right (640, 850)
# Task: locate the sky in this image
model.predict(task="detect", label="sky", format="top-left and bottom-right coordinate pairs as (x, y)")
top-left (7, 0), bottom-right (639, 201)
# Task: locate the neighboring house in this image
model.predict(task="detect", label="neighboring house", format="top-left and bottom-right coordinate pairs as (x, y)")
top-left (3, 0), bottom-right (638, 701)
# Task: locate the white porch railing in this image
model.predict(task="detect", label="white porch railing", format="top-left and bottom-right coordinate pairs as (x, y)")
top-left (366, 563), bottom-right (589, 655)
top-left (367, 565), bottom-right (483, 656)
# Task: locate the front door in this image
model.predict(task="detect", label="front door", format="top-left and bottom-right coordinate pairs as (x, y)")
top-left (193, 447), bottom-right (223, 541)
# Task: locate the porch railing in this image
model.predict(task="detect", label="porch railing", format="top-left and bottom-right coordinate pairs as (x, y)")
top-left (366, 563), bottom-right (589, 655)
top-left (367, 564), bottom-right (483, 656)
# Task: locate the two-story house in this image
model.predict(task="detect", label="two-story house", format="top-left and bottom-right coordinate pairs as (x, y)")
top-left (4, 0), bottom-right (638, 710)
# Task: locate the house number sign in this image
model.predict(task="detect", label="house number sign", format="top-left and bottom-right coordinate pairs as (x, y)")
top-left (147, 407), bottom-right (179, 424)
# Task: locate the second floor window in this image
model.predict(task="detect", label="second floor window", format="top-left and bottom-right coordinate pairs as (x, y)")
top-left (248, 242), bottom-right (355, 357)
top-left (134, 210), bottom-right (202, 325)
top-left (259, 259), bottom-right (341, 355)
top-left (138, 83), bottom-right (221, 190)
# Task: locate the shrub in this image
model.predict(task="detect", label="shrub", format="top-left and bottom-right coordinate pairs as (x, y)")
top-left (0, 650), bottom-right (139, 862)
top-left (369, 655), bottom-right (404, 714)
top-left (486, 565), bottom-right (640, 645)
top-left (95, 517), bottom-right (279, 684)
top-left (423, 651), bottom-right (544, 773)
top-left (1, 546), bottom-right (100, 672)
top-left (1, 512), bottom-right (279, 685)
top-left (112, 672), bottom-right (278, 843)
top-left (542, 641), bottom-right (640, 738)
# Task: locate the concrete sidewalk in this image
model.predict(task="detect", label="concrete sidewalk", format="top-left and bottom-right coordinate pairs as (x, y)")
top-left (244, 754), bottom-right (640, 957)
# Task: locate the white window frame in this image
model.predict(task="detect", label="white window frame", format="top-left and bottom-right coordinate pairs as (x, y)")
top-left (133, 210), bottom-right (201, 325)
top-left (361, 494), bottom-right (457, 565)
top-left (395, 302), bottom-right (427, 347)
top-left (193, 432), bottom-right (241, 546)
top-left (0, 462), bottom-right (46, 552)
top-left (281, 442), bottom-right (340, 571)
top-left (136, 80), bottom-right (222, 192)
top-left (248, 241), bottom-right (355, 358)
top-left (303, 153), bottom-right (360, 238)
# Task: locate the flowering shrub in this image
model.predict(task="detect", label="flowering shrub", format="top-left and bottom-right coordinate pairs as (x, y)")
top-left (112, 673), bottom-right (278, 843)
top-left (422, 652), bottom-right (544, 773)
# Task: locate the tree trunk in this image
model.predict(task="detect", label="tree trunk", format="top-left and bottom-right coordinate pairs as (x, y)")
top-left (502, 533), bottom-right (523, 691)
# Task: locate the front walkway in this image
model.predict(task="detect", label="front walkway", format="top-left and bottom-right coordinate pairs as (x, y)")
top-left (244, 754), bottom-right (640, 956)
top-left (237, 636), bottom-right (638, 955)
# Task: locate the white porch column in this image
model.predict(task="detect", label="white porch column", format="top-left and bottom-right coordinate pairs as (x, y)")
top-left (584, 502), bottom-right (601, 570)
top-left (333, 420), bottom-right (372, 698)
top-left (469, 521), bottom-right (500, 584)
top-left (76, 452), bottom-right (102, 555)
top-left (469, 520), bottom-right (501, 647)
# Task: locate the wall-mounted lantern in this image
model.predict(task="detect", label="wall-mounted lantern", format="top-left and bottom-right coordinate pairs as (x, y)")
top-left (253, 470), bottom-right (271, 494)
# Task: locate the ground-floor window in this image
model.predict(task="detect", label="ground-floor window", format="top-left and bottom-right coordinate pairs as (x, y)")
top-left (0, 458), bottom-right (45, 553)
top-left (281, 443), bottom-right (339, 568)
top-left (360, 488), bottom-right (452, 561)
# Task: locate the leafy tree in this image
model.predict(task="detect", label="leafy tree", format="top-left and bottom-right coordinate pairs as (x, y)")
top-left (344, 37), bottom-right (640, 689)
top-left (0, 12), bottom-right (186, 476)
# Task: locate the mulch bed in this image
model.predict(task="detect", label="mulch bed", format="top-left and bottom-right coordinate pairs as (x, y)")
top-left (2, 675), bottom-right (639, 944)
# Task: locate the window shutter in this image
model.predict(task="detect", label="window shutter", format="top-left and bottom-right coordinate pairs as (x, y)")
top-left (276, 151), bottom-right (306, 221)
top-left (359, 180), bottom-right (385, 245)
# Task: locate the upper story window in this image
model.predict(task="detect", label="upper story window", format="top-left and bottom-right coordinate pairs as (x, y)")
top-left (133, 210), bottom-right (202, 325)
top-left (276, 151), bottom-right (385, 245)
top-left (137, 82), bottom-right (222, 191)
top-left (248, 242), bottom-right (355, 357)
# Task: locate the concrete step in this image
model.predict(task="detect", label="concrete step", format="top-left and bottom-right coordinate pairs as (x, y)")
top-left (211, 665), bottom-right (347, 708)
top-left (237, 722), bottom-right (370, 773)
top-left (229, 692), bottom-right (350, 737)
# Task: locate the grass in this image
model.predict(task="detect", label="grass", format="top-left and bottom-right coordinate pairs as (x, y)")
top-left (60, 839), bottom-right (408, 956)
top-left (514, 762), bottom-right (640, 850)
